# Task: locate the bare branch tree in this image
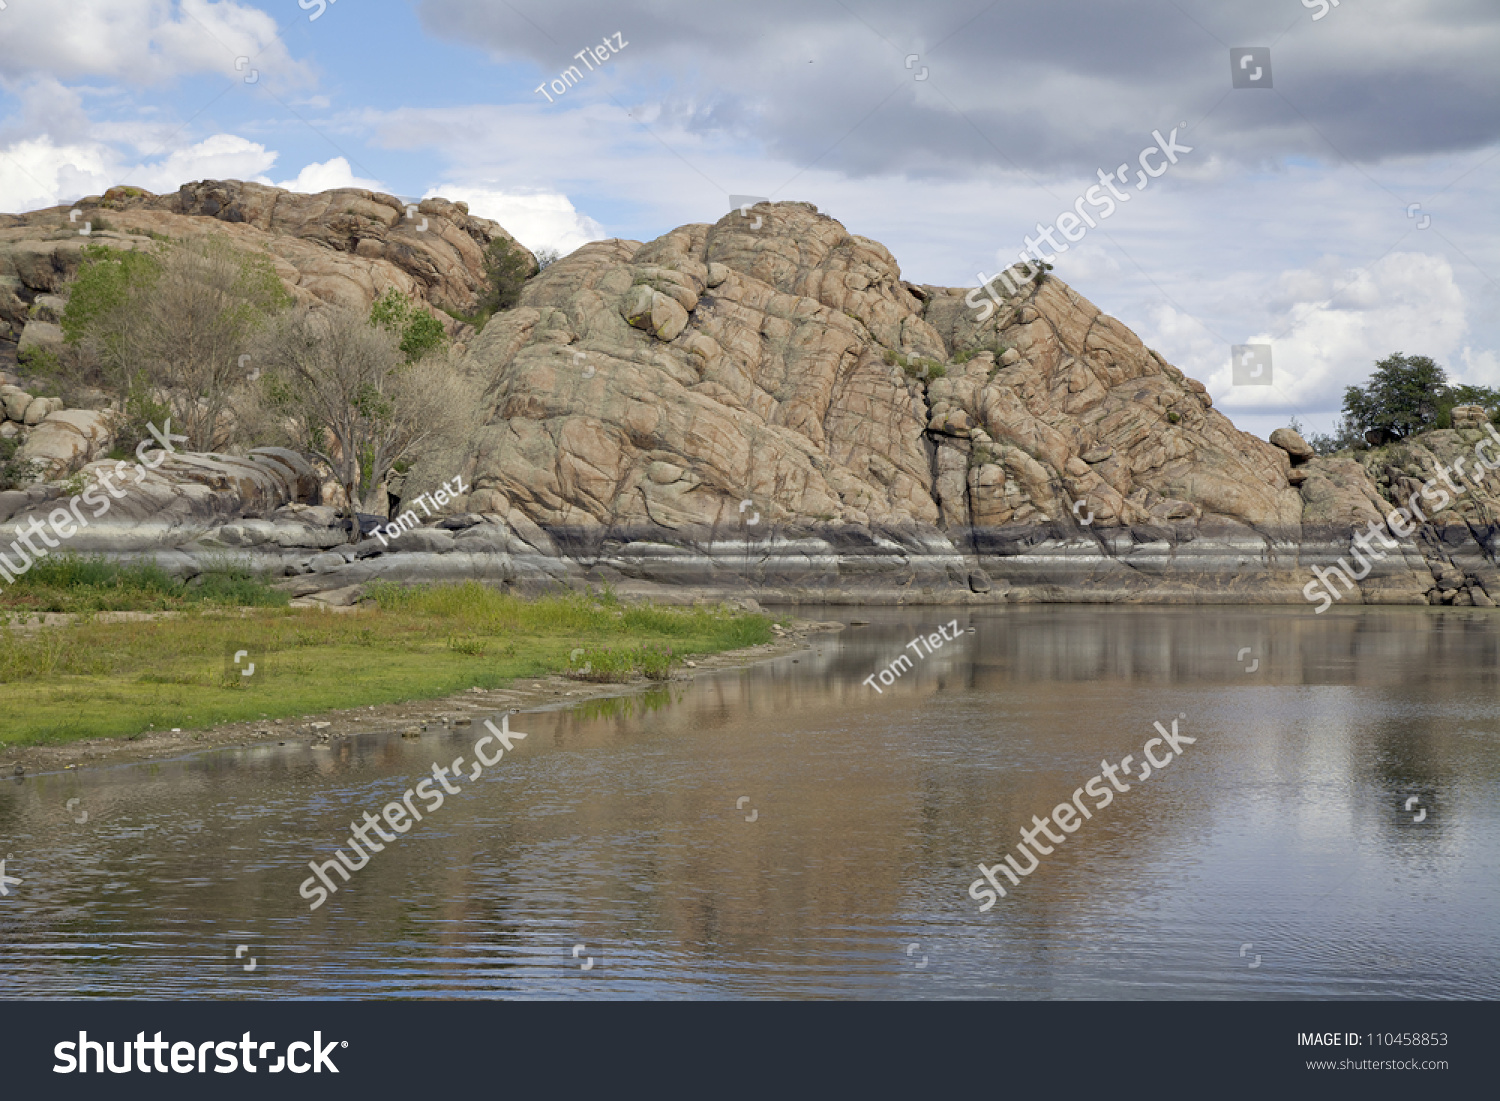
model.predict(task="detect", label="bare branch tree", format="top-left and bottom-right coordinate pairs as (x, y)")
top-left (252, 305), bottom-right (478, 521)
top-left (72, 237), bottom-right (288, 451)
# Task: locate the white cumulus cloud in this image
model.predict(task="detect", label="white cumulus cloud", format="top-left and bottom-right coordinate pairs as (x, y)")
top-left (272, 157), bottom-right (384, 193)
top-left (0, 132), bottom-right (277, 213)
top-left (1200, 252), bottom-right (1469, 415)
top-left (423, 183), bottom-right (606, 254)
top-left (0, 0), bottom-right (307, 86)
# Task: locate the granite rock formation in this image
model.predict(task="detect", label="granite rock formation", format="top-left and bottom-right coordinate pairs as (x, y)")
top-left (1, 189), bottom-right (1494, 608)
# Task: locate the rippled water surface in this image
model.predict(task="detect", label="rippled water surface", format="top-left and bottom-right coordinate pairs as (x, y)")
top-left (2, 605), bottom-right (1498, 999)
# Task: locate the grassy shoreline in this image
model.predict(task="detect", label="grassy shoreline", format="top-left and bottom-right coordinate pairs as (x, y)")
top-left (0, 578), bottom-right (775, 747)
top-left (0, 553), bottom-right (292, 616)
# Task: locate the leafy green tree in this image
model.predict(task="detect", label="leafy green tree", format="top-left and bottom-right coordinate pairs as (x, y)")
top-left (369, 288), bottom-right (449, 362)
top-left (1436, 383), bottom-right (1500, 427)
top-left (479, 237), bottom-right (536, 314)
top-left (1340, 353), bottom-right (1448, 440)
top-left (1304, 416), bottom-right (1368, 456)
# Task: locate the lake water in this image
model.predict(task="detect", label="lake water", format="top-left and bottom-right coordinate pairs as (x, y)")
top-left (2, 605), bottom-right (1497, 999)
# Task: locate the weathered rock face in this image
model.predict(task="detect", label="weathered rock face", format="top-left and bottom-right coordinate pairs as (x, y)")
top-left (16, 408), bottom-right (115, 478)
top-left (0, 180), bottom-right (532, 343)
top-left (421, 201), bottom-right (1484, 608)
top-left (458, 203), bottom-right (1302, 544)
top-left (1337, 426), bottom-right (1500, 606)
top-left (0, 447), bottom-right (320, 555)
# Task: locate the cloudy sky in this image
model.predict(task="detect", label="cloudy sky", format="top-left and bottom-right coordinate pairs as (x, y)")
top-left (1, 0), bottom-right (1496, 439)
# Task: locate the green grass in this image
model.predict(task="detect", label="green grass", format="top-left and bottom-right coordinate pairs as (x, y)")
top-left (0, 581), bottom-right (773, 746)
top-left (0, 553), bottom-right (290, 615)
top-left (881, 349), bottom-right (948, 379)
top-left (565, 641), bottom-right (678, 682)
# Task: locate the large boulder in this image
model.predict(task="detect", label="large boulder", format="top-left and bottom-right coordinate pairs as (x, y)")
top-left (16, 408), bottom-right (115, 477)
top-left (21, 395), bottom-right (63, 425)
top-left (1269, 427), bottom-right (1315, 463)
top-left (1451, 404), bottom-right (1488, 429)
top-left (1, 384), bottom-right (32, 421)
top-left (16, 318), bottom-right (63, 357)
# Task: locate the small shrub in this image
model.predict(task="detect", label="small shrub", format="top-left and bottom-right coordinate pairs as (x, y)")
top-left (636, 643), bottom-right (677, 681)
top-left (1166, 410), bottom-right (1181, 424)
top-left (565, 644), bottom-right (636, 682)
top-left (194, 561), bottom-right (290, 607)
top-left (478, 237), bottom-right (536, 314)
top-left (61, 244), bottom-right (161, 345)
top-left (902, 357), bottom-right (945, 380)
top-left (0, 436), bottom-right (43, 491)
top-left (1305, 417), bottom-right (1367, 456)
top-left (565, 642), bottom-right (679, 682)
top-left (970, 442), bottom-right (1001, 467)
top-left (447, 635), bottom-right (487, 656)
top-left (17, 344), bottom-right (59, 374)
top-left (370, 288), bottom-right (448, 363)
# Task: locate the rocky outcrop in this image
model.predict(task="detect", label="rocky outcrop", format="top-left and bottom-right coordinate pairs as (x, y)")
top-left (0, 447), bottom-right (320, 571)
top-left (1, 384), bottom-right (63, 429)
top-left (1452, 404), bottom-right (1487, 429)
top-left (456, 204), bottom-right (1301, 544)
top-left (0, 180), bottom-right (532, 346)
top-left (396, 201), bottom-right (1376, 604)
top-left (2, 189), bottom-right (1496, 608)
top-left (0, 380), bottom-right (117, 481)
top-left (1336, 426), bottom-right (1500, 606)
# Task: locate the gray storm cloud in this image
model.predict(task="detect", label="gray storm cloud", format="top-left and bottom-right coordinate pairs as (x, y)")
top-left (416, 0), bottom-right (1500, 178)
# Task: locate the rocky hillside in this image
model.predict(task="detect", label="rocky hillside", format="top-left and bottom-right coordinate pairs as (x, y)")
top-left (460, 201), bottom-right (1301, 535)
top-left (1, 185), bottom-right (1493, 608)
top-left (0, 179), bottom-right (531, 359)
